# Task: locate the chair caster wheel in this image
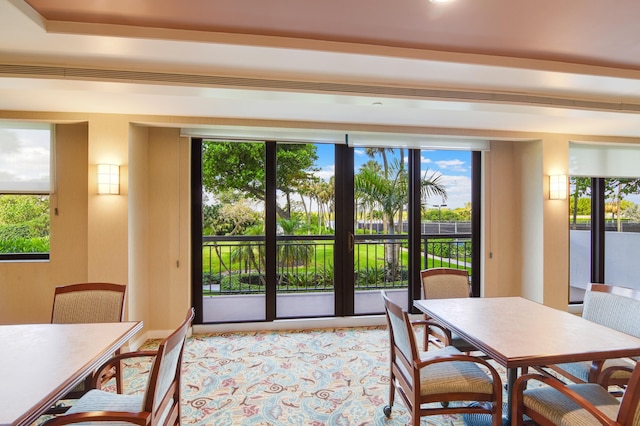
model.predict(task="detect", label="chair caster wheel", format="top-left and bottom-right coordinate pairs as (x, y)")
top-left (383, 405), bottom-right (392, 417)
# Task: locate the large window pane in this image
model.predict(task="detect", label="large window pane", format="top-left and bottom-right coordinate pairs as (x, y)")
top-left (420, 149), bottom-right (472, 275)
top-left (0, 122), bottom-right (51, 257)
top-left (604, 178), bottom-right (640, 289)
top-left (200, 140), bottom-right (266, 322)
top-left (276, 143), bottom-right (335, 318)
top-left (569, 176), bottom-right (640, 303)
top-left (0, 122), bottom-right (51, 193)
top-left (353, 147), bottom-right (409, 314)
top-left (569, 177), bottom-right (592, 303)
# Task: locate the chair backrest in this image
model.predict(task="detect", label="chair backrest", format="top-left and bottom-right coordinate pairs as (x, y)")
top-left (582, 283), bottom-right (640, 338)
top-left (382, 291), bottom-right (419, 371)
top-left (420, 268), bottom-right (470, 300)
top-left (143, 307), bottom-right (195, 425)
top-left (51, 282), bottom-right (126, 324)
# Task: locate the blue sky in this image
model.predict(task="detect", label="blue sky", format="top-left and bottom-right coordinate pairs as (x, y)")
top-left (313, 144), bottom-right (472, 209)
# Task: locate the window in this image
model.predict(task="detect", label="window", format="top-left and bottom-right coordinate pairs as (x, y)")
top-left (0, 122), bottom-right (52, 259)
top-left (569, 142), bottom-right (640, 302)
top-left (192, 132), bottom-right (486, 324)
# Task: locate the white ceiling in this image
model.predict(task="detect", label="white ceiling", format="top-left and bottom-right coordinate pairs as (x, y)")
top-left (3, 0), bottom-right (640, 140)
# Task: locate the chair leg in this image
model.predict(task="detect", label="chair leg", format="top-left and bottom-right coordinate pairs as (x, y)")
top-left (492, 401), bottom-right (502, 426)
top-left (384, 374), bottom-right (395, 417)
top-left (412, 402), bottom-right (420, 426)
top-left (512, 396), bottom-right (524, 425)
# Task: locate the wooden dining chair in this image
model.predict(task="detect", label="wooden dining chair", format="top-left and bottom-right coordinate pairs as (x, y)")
top-left (512, 361), bottom-right (640, 426)
top-left (539, 283), bottom-right (640, 391)
top-left (419, 268), bottom-right (477, 353)
top-left (49, 282), bottom-right (127, 410)
top-left (381, 291), bottom-right (503, 426)
top-left (43, 307), bottom-right (195, 426)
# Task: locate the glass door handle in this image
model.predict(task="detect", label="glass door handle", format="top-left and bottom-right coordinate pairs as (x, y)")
top-left (348, 232), bottom-right (355, 252)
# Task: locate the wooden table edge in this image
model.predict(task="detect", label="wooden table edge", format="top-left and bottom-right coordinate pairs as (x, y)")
top-left (12, 321), bottom-right (143, 426)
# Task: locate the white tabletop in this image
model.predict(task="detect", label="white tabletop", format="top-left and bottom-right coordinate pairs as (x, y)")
top-left (0, 321), bottom-right (142, 426)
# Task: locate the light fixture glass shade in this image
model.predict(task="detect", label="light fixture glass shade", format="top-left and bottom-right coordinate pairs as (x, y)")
top-left (549, 174), bottom-right (567, 200)
top-left (97, 164), bottom-right (120, 195)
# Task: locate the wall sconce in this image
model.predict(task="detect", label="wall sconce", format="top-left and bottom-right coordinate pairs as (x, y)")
top-left (549, 174), bottom-right (567, 200)
top-left (97, 164), bottom-right (120, 195)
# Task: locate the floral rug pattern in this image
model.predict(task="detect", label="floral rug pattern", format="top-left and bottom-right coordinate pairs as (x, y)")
top-left (176, 326), bottom-right (466, 425)
top-left (43, 326), bottom-right (509, 425)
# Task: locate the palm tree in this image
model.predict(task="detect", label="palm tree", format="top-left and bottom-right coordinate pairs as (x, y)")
top-left (230, 224), bottom-right (266, 285)
top-left (277, 216), bottom-right (315, 287)
top-left (298, 177), bottom-right (319, 234)
top-left (314, 178), bottom-right (334, 232)
top-left (420, 168), bottom-right (448, 210)
top-left (355, 159), bottom-right (447, 278)
top-left (365, 148), bottom-right (392, 178)
top-left (358, 161), bottom-right (383, 233)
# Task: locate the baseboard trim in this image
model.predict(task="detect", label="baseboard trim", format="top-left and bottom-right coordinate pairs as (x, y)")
top-left (131, 315), bottom-right (393, 346)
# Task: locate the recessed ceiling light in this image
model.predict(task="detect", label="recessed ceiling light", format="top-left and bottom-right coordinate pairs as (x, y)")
top-left (429, 0), bottom-right (452, 3)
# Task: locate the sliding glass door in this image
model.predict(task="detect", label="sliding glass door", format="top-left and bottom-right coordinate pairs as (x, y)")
top-left (198, 140), bottom-right (267, 322)
top-left (275, 143), bottom-right (336, 318)
top-left (192, 137), bottom-right (480, 323)
top-left (353, 147), bottom-right (409, 313)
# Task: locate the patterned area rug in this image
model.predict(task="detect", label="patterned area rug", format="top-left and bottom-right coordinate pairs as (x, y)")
top-left (42, 326), bottom-right (511, 425)
top-left (183, 327), bottom-right (430, 425)
top-left (170, 326), bottom-right (470, 425)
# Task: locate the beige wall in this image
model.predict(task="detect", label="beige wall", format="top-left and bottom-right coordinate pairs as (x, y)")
top-left (481, 137), bottom-right (571, 309)
top-left (145, 128), bottom-right (191, 333)
top-left (0, 115), bottom-right (191, 340)
top-left (0, 122), bottom-right (90, 323)
top-left (128, 124), bottom-right (151, 327)
top-left (0, 111), bottom-right (621, 331)
top-left (542, 136), bottom-right (570, 309)
top-left (482, 140), bottom-right (521, 297)
top-left (517, 140), bottom-right (545, 302)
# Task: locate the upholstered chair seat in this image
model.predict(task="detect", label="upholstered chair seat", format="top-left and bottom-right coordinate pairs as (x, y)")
top-left (381, 291), bottom-right (503, 426)
top-left (512, 364), bottom-right (640, 426)
top-left (43, 308), bottom-right (194, 426)
top-left (521, 383), bottom-right (619, 425)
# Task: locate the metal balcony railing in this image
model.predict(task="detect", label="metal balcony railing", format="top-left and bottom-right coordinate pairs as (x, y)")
top-left (202, 233), bottom-right (471, 295)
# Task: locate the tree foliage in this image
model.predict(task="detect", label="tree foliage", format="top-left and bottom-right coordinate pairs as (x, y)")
top-left (202, 142), bottom-right (319, 220)
top-left (569, 197), bottom-right (591, 217)
top-left (571, 177), bottom-right (640, 230)
top-left (202, 200), bottom-right (261, 236)
top-left (0, 194), bottom-right (50, 253)
top-left (0, 194), bottom-right (49, 239)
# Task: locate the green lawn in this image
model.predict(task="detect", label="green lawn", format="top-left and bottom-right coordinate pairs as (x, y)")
top-left (203, 240), bottom-right (471, 276)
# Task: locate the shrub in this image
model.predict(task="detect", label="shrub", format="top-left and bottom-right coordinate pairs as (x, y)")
top-left (0, 236), bottom-right (49, 253)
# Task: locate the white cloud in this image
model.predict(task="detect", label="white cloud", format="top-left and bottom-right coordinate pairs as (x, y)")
top-left (436, 159), bottom-right (467, 172)
top-left (0, 128), bottom-right (50, 183)
top-left (423, 174), bottom-right (471, 209)
top-left (315, 165), bottom-right (335, 181)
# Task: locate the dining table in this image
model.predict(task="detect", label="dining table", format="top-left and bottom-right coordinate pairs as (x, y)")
top-left (414, 296), bottom-right (640, 425)
top-left (0, 321), bottom-right (143, 426)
